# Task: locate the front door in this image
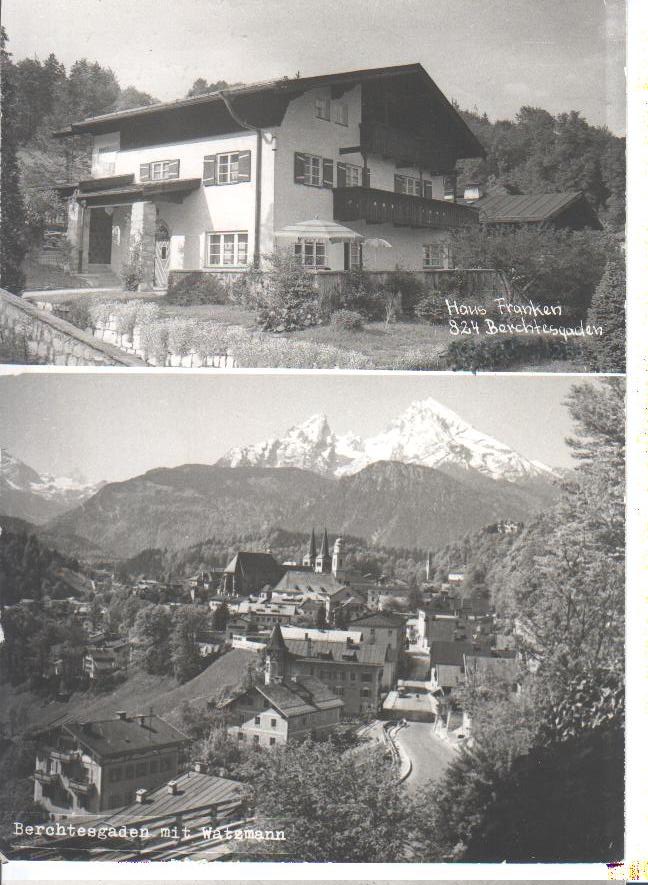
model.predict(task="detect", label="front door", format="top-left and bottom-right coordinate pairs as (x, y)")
top-left (154, 220), bottom-right (171, 288)
top-left (88, 208), bottom-right (113, 264)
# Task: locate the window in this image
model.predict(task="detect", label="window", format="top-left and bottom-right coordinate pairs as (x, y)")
top-left (253, 735), bottom-right (260, 744)
top-left (203, 150), bottom-right (251, 186)
top-left (294, 153), bottom-right (334, 188)
top-left (140, 159), bottom-right (180, 182)
top-left (294, 240), bottom-right (327, 268)
top-left (333, 103), bottom-right (348, 126)
top-left (254, 716), bottom-right (261, 725)
top-left (395, 174), bottom-right (422, 197)
top-left (206, 232), bottom-right (248, 267)
top-left (315, 97), bottom-right (330, 120)
top-left (335, 686), bottom-right (345, 696)
top-left (361, 687), bottom-right (371, 698)
top-left (337, 162), bottom-right (362, 188)
top-left (96, 147), bottom-right (116, 176)
top-left (361, 672), bottom-right (372, 683)
top-left (269, 737), bottom-right (276, 746)
top-left (238, 731), bottom-right (245, 741)
top-left (423, 243), bottom-right (451, 269)
top-left (270, 718), bottom-right (277, 728)
top-left (349, 672), bottom-right (356, 682)
top-left (443, 174), bottom-right (457, 201)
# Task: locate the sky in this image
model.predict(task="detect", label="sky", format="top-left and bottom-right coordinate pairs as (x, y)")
top-left (0, 371), bottom-right (587, 484)
top-left (5, 0), bottom-right (626, 134)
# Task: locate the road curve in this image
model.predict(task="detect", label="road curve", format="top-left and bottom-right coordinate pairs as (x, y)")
top-left (392, 721), bottom-right (456, 791)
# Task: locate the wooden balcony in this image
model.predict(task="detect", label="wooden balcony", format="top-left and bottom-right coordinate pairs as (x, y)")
top-left (68, 777), bottom-right (92, 794)
top-left (34, 770), bottom-right (58, 785)
top-left (333, 186), bottom-right (478, 229)
top-left (360, 121), bottom-right (455, 171)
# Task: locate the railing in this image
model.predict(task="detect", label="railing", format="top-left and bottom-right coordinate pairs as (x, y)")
top-left (333, 186), bottom-right (478, 229)
top-left (68, 777), bottom-right (93, 793)
top-left (360, 121), bottom-right (455, 170)
top-left (34, 770), bottom-right (58, 785)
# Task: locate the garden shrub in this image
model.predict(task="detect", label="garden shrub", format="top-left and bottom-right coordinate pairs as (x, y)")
top-left (113, 300), bottom-right (143, 338)
top-left (330, 309), bottom-right (364, 332)
top-left (414, 291), bottom-right (448, 324)
top-left (337, 269), bottom-right (385, 320)
top-left (383, 267), bottom-right (425, 316)
top-left (254, 252), bottom-right (320, 332)
top-left (167, 318), bottom-right (197, 356)
top-left (444, 334), bottom-right (580, 371)
top-left (166, 272), bottom-right (231, 306)
top-left (140, 320), bottom-right (170, 365)
top-left (88, 300), bottom-right (120, 328)
top-left (390, 349), bottom-right (446, 371)
top-left (120, 237), bottom-right (144, 291)
top-left (64, 297), bottom-right (92, 331)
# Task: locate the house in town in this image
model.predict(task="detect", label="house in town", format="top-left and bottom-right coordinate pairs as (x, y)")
top-left (221, 626), bottom-right (343, 746)
top-left (33, 712), bottom-right (190, 815)
top-left (221, 551), bottom-right (285, 597)
top-left (53, 63), bottom-right (482, 287)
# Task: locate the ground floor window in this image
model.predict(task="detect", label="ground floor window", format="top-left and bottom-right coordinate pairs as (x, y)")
top-left (423, 243), bottom-right (451, 269)
top-left (294, 239), bottom-right (327, 268)
top-left (344, 241), bottom-right (363, 270)
top-left (206, 231), bottom-right (249, 267)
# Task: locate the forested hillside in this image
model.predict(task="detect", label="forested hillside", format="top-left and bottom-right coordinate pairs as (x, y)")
top-left (457, 105), bottom-right (625, 227)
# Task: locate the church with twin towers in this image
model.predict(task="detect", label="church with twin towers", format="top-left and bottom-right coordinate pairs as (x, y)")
top-left (302, 528), bottom-right (346, 581)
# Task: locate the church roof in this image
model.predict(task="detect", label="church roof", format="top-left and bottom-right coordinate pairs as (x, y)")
top-left (224, 551), bottom-right (285, 584)
top-left (318, 528), bottom-right (330, 559)
top-left (268, 624), bottom-right (287, 653)
top-left (273, 569), bottom-right (344, 596)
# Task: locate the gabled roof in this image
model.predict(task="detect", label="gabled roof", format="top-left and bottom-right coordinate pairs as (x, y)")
top-left (52, 63), bottom-right (483, 159)
top-left (224, 551), bottom-right (285, 584)
top-left (284, 637), bottom-right (389, 666)
top-left (350, 611), bottom-right (406, 628)
top-left (429, 640), bottom-right (489, 667)
top-left (473, 191), bottom-right (602, 227)
top-left (273, 569), bottom-right (344, 595)
top-left (63, 715), bottom-right (189, 760)
top-left (255, 676), bottom-right (344, 718)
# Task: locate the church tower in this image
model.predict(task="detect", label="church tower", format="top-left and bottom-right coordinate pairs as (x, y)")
top-left (265, 624), bottom-right (288, 685)
top-left (303, 528), bottom-right (317, 569)
top-left (332, 537), bottom-right (346, 581)
top-left (314, 528), bottom-right (332, 574)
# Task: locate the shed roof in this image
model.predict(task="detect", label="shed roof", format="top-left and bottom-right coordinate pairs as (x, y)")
top-left (473, 191), bottom-right (601, 226)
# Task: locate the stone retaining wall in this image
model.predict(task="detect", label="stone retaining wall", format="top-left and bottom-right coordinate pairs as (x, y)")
top-left (0, 289), bottom-right (147, 366)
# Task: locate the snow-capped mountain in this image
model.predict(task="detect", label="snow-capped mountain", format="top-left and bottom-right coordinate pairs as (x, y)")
top-left (217, 398), bottom-right (556, 483)
top-left (0, 448), bottom-right (103, 524)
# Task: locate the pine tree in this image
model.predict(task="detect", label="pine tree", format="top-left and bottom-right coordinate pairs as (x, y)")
top-left (0, 28), bottom-right (27, 293)
top-left (584, 252), bottom-right (626, 372)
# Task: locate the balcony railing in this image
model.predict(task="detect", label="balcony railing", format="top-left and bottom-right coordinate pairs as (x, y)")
top-left (34, 770), bottom-right (58, 785)
top-left (68, 777), bottom-right (93, 794)
top-left (360, 122), bottom-right (455, 171)
top-left (333, 186), bottom-right (478, 230)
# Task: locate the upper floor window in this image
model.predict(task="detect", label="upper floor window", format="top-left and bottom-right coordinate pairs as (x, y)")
top-left (206, 231), bottom-right (249, 267)
top-left (96, 146), bottom-right (116, 177)
top-left (140, 159), bottom-right (180, 182)
top-left (294, 152), bottom-right (334, 188)
top-left (443, 174), bottom-right (457, 201)
top-left (333, 103), bottom-right (348, 126)
top-left (203, 150), bottom-right (252, 186)
top-left (337, 162), bottom-right (363, 188)
top-left (314, 97), bottom-right (330, 120)
top-left (294, 240), bottom-right (327, 268)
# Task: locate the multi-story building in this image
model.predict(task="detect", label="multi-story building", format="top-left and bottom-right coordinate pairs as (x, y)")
top-left (54, 63), bottom-right (482, 287)
top-left (33, 712), bottom-right (190, 816)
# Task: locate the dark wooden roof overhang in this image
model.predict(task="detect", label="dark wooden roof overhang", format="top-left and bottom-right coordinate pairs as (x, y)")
top-left (73, 177), bottom-right (202, 207)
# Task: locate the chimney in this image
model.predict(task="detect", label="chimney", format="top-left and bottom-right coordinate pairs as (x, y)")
top-left (137, 714), bottom-right (147, 726)
top-left (135, 788), bottom-right (148, 803)
top-left (115, 711), bottom-right (127, 720)
top-left (193, 761), bottom-right (207, 774)
top-left (463, 183), bottom-right (482, 202)
top-left (167, 780), bottom-right (178, 795)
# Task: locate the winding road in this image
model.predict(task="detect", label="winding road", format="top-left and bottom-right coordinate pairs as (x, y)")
top-left (393, 721), bottom-right (456, 790)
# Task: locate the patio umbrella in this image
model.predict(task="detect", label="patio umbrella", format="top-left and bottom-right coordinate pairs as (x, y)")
top-left (363, 237), bottom-right (392, 248)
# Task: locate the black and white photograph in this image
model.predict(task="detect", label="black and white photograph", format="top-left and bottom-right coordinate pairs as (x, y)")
top-left (0, 372), bottom-right (624, 863)
top-left (0, 0), bottom-right (625, 372)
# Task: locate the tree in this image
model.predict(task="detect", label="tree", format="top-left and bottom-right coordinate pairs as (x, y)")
top-left (315, 603), bottom-right (327, 628)
top-left (0, 28), bottom-right (28, 293)
top-left (241, 740), bottom-right (418, 861)
top-left (130, 604), bottom-right (173, 675)
top-left (186, 77), bottom-right (234, 97)
top-left (584, 252), bottom-right (625, 373)
top-left (171, 605), bottom-right (203, 683)
top-left (211, 600), bottom-right (229, 631)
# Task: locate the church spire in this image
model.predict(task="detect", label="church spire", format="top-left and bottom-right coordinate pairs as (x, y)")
top-left (303, 528), bottom-right (317, 568)
top-left (315, 527), bottom-right (332, 574)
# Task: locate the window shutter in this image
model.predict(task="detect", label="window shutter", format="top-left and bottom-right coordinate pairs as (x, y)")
top-left (394, 174), bottom-right (404, 193)
top-left (362, 167), bottom-right (371, 188)
top-left (322, 158), bottom-right (334, 189)
top-left (337, 162), bottom-right (347, 188)
top-left (167, 159), bottom-right (180, 179)
top-left (203, 156), bottom-right (216, 186)
top-left (140, 163), bottom-right (151, 182)
top-left (294, 152), bottom-right (305, 184)
top-left (237, 150), bottom-right (252, 182)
